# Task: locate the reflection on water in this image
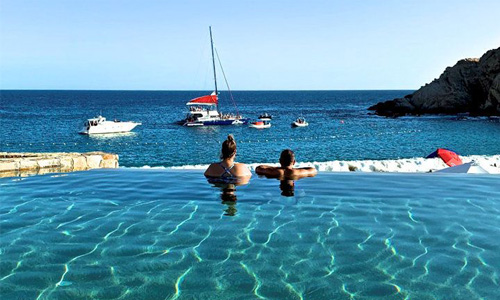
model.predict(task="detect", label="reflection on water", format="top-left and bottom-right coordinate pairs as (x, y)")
top-left (206, 176), bottom-right (250, 217)
top-left (220, 184), bottom-right (238, 216)
top-left (86, 132), bottom-right (138, 140)
top-left (280, 179), bottom-right (295, 197)
top-left (257, 173), bottom-right (313, 198)
top-left (1, 170), bottom-right (499, 300)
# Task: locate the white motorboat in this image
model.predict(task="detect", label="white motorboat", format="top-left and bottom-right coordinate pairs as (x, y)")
top-left (79, 116), bottom-right (141, 134)
top-left (435, 162), bottom-right (489, 174)
top-left (249, 120), bottom-right (271, 129)
top-left (291, 117), bottom-right (308, 127)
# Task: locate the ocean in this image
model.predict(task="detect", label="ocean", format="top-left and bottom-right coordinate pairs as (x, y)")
top-left (1, 90), bottom-right (500, 169)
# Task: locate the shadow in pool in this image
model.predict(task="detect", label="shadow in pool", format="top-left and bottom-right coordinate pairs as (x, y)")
top-left (279, 179), bottom-right (295, 197)
top-left (258, 173), bottom-right (314, 198)
top-left (206, 176), bottom-right (250, 217)
top-left (220, 184), bottom-right (238, 216)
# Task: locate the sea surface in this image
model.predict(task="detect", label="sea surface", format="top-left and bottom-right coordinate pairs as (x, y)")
top-left (1, 90), bottom-right (500, 167)
top-left (1, 170), bottom-right (499, 299)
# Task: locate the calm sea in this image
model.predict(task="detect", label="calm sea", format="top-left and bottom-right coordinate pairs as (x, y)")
top-left (1, 90), bottom-right (500, 167)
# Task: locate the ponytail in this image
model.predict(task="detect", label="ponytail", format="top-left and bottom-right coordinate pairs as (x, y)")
top-left (221, 134), bottom-right (237, 159)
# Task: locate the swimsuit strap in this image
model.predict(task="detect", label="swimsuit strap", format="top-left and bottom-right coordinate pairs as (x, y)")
top-left (219, 162), bottom-right (235, 177)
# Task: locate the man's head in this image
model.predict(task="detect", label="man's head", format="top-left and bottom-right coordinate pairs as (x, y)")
top-left (279, 149), bottom-right (295, 167)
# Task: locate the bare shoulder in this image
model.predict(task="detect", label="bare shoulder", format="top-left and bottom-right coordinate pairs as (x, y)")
top-left (234, 163), bottom-right (252, 176)
top-left (204, 163), bottom-right (221, 177)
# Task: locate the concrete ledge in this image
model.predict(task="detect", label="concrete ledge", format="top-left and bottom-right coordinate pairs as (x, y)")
top-left (0, 152), bottom-right (119, 178)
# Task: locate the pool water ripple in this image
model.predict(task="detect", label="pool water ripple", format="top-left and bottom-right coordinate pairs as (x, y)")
top-left (1, 169), bottom-right (499, 299)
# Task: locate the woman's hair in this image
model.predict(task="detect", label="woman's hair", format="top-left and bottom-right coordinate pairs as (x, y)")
top-left (221, 134), bottom-right (237, 159)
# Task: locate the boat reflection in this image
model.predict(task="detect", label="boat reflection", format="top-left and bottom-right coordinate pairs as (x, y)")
top-left (85, 132), bottom-right (138, 140)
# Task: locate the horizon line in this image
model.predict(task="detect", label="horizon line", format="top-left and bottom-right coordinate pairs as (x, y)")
top-left (0, 88), bottom-right (416, 92)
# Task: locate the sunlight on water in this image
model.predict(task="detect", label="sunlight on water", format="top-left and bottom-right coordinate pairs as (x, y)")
top-left (0, 169), bottom-right (499, 299)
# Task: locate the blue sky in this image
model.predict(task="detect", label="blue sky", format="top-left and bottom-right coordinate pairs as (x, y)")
top-left (1, 0), bottom-right (499, 90)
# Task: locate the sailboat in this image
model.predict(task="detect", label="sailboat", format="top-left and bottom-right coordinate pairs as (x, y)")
top-left (180, 27), bottom-right (249, 126)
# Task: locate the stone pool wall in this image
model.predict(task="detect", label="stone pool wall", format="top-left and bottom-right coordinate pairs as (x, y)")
top-left (0, 152), bottom-right (118, 177)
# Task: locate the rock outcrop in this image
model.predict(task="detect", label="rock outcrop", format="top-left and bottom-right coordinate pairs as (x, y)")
top-left (369, 47), bottom-right (500, 117)
top-left (0, 152), bottom-right (119, 178)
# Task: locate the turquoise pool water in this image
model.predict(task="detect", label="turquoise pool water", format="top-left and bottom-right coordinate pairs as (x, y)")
top-left (1, 170), bottom-right (499, 299)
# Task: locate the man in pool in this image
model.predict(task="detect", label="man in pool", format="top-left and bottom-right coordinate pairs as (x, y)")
top-left (255, 149), bottom-right (317, 178)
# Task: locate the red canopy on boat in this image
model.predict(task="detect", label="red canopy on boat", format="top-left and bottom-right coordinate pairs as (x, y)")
top-left (187, 93), bottom-right (218, 105)
top-left (426, 148), bottom-right (462, 167)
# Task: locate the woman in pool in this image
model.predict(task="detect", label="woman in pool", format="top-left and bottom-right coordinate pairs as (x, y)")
top-left (204, 134), bottom-right (252, 181)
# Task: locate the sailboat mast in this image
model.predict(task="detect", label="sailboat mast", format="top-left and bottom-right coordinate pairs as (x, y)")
top-left (209, 26), bottom-right (219, 112)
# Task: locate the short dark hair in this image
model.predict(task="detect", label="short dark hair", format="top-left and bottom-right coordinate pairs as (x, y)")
top-left (279, 149), bottom-right (295, 167)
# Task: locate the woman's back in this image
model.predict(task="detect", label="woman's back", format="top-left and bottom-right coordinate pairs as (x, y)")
top-left (205, 162), bottom-right (251, 178)
top-left (204, 134), bottom-right (252, 180)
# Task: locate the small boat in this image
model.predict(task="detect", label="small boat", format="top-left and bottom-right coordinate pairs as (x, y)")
top-left (435, 162), bottom-right (488, 174)
top-left (80, 115), bottom-right (141, 135)
top-left (291, 117), bottom-right (308, 127)
top-left (249, 120), bottom-right (271, 129)
top-left (258, 113), bottom-right (272, 120)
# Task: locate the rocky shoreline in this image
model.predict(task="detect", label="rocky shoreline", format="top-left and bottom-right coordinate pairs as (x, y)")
top-left (0, 152), bottom-right (118, 178)
top-left (369, 47), bottom-right (500, 117)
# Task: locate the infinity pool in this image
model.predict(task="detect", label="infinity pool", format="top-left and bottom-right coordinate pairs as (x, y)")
top-left (1, 170), bottom-right (499, 299)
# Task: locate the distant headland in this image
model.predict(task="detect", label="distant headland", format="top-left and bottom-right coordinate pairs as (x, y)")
top-left (369, 47), bottom-right (500, 117)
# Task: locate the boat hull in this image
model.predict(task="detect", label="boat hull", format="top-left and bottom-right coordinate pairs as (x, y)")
top-left (291, 122), bottom-right (308, 128)
top-left (80, 122), bottom-right (141, 135)
top-left (201, 118), bottom-right (249, 126)
top-left (249, 124), bottom-right (271, 129)
top-left (184, 121), bottom-right (204, 127)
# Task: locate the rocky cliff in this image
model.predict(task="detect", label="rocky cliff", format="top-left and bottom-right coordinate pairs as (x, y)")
top-left (369, 47), bottom-right (500, 117)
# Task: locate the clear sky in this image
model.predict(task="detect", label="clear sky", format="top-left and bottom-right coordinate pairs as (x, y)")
top-left (1, 0), bottom-right (499, 90)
